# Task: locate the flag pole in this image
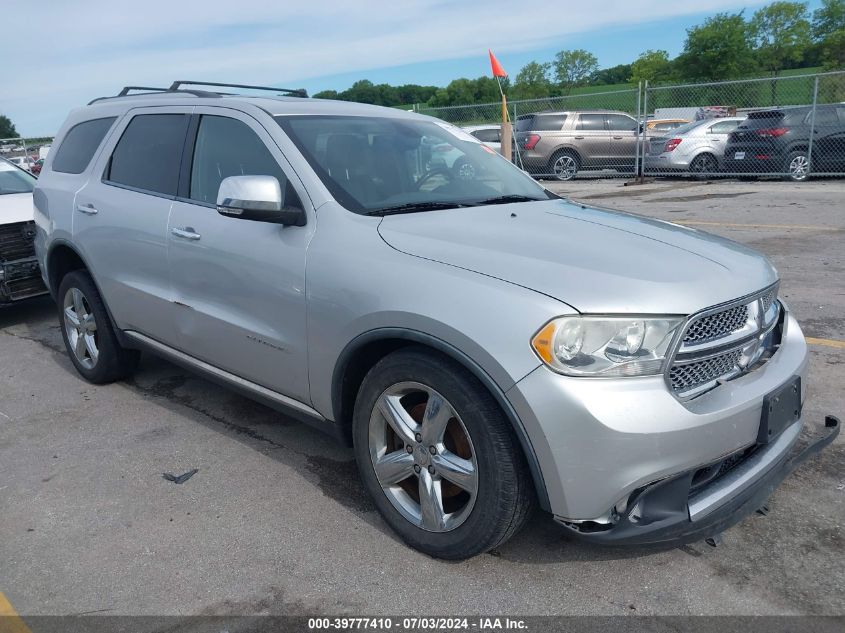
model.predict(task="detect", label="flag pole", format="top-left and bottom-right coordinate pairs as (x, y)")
top-left (496, 74), bottom-right (512, 162)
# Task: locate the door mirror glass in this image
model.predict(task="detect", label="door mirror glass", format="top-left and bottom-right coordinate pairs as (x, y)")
top-left (216, 175), bottom-right (304, 225)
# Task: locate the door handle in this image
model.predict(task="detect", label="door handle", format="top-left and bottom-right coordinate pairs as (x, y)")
top-left (76, 203), bottom-right (98, 215)
top-left (574, 136), bottom-right (585, 139)
top-left (171, 227), bottom-right (201, 241)
top-left (613, 136), bottom-right (624, 139)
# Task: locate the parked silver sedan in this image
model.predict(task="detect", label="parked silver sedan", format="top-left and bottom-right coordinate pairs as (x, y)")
top-left (645, 117), bottom-right (745, 175)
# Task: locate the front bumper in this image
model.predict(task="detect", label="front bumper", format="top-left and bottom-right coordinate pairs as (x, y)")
top-left (0, 256), bottom-right (49, 303)
top-left (560, 414), bottom-right (839, 545)
top-left (506, 311), bottom-right (816, 522)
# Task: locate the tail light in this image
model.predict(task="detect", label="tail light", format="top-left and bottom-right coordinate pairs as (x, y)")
top-left (665, 138), bottom-right (682, 152)
top-left (523, 134), bottom-right (541, 150)
top-left (756, 127), bottom-right (788, 138)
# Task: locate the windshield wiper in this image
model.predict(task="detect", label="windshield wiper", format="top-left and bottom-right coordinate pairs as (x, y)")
top-left (364, 201), bottom-right (475, 216)
top-left (474, 194), bottom-right (546, 206)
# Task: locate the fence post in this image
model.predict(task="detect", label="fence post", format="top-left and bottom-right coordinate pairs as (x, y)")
top-left (639, 81), bottom-right (649, 183)
top-left (807, 76), bottom-right (819, 177)
top-left (634, 81), bottom-right (642, 179)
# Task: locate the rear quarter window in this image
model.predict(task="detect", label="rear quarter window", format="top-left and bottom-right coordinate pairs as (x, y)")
top-left (51, 117), bottom-right (116, 174)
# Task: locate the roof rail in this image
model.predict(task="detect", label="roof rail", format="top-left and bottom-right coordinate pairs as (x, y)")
top-left (88, 86), bottom-right (222, 105)
top-left (169, 80), bottom-right (308, 98)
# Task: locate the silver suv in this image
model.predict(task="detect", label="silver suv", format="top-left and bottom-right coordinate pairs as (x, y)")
top-left (515, 110), bottom-right (639, 180)
top-left (35, 82), bottom-right (838, 559)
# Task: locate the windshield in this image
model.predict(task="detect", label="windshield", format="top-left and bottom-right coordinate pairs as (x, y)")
top-left (0, 161), bottom-right (36, 195)
top-left (275, 115), bottom-right (551, 214)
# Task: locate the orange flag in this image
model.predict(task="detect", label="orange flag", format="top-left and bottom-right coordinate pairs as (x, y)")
top-left (488, 49), bottom-right (507, 78)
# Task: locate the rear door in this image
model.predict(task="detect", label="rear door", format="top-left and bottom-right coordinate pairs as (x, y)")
top-left (605, 113), bottom-right (639, 169)
top-left (572, 114), bottom-right (609, 166)
top-left (73, 107), bottom-right (192, 347)
top-left (166, 107), bottom-right (314, 402)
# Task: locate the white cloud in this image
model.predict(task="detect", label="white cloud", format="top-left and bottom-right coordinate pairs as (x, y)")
top-left (2, 0), bottom-right (766, 134)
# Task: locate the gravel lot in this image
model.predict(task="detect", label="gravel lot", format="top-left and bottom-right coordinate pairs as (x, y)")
top-left (0, 178), bottom-right (843, 617)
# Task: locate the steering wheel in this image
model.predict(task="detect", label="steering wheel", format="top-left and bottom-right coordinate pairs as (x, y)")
top-left (415, 166), bottom-right (453, 190)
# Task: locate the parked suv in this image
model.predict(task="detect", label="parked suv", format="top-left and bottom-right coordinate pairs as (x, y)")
top-left (723, 104), bottom-right (845, 181)
top-left (35, 82), bottom-right (838, 559)
top-left (515, 110), bottom-right (639, 180)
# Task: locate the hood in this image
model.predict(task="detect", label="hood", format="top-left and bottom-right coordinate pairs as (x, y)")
top-left (377, 199), bottom-right (776, 314)
top-left (0, 193), bottom-right (35, 224)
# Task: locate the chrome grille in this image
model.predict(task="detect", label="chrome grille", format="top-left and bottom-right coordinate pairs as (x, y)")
top-left (668, 284), bottom-right (781, 397)
top-left (683, 304), bottom-right (748, 344)
top-left (670, 350), bottom-right (742, 392)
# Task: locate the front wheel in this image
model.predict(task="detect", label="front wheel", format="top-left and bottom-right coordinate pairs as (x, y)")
top-left (352, 348), bottom-right (534, 559)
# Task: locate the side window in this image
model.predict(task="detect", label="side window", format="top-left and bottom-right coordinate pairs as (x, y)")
top-left (576, 114), bottom-right (605, 131)
top-left (533, 114), bottom-right (568, 130)
top-left (51, 117), bottom-right (116, 174)
top-left (606, 114), bottom-right (638, 131)
top-left (106, 114), bottom-right (189, 196)
top-left (189, 115), bottom-right (290, 205)
top-left (472, 128), bottom-right (499, 143)
top-left (709, 120), bottom-right (740, 134)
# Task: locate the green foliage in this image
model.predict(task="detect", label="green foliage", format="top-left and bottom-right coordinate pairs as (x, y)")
top-left (588, 64), bottom-right (633, 86)
top-left (819, 29), bottom-right (845, 69)
top-left (676, 12), bottom-right (757, 80)
top-left (751, 1), bottom-right (812, 74)
top-left (630, 50), bottom-right (674, 84)
top-left (552, 49), bottom-right (599, 93)
top-left (313, 81), bottom-right (438, 107)
top-left (511, 61), bottom-right (553, 100)
top-left (0, 114), bottom-right (17, 139)
top-left (428, 76), bottom-right (504, 107)
top-left (812, 0), bottom-right (845, 41)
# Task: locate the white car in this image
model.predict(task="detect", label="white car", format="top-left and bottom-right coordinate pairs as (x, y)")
top-left (462, 125), bottom-right (503, 154)
top-left (0, 158), bottom-right (49, 302)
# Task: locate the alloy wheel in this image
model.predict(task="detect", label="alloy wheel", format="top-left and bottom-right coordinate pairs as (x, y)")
top-left (690, 154), bottom-right (717, 174)
top-left (553, 155), bottom-right (577, 181)
top-left (63, 287), bottom-right (99, 370)
top-left (368, 381), bottom-right (479, 532)
top-left (789, 155), bottom-right (809, 181)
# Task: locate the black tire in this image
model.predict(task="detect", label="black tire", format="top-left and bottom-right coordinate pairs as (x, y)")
top-left (784, 150), bottom-right (810, 182)
top-left (352, 347), bottom-right (534, 559)
top-left (549, 150), bottom-right (579, 181)
top-left (689, 153), bottom-right (719, 178)
top-left (57, 270), bottom-right (139, 384)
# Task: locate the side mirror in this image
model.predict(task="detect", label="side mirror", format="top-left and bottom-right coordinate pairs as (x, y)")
top-left (216, 175), bottom-right (305, 226)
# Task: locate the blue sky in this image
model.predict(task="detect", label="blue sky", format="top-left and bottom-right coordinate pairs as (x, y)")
top-left (2, 0), bottom-right (823, 136)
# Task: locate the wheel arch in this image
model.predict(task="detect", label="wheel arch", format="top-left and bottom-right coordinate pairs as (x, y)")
top-left (331, 327), bottom-right (552, 511)
top-left (549, 145), bottom-right (582, 167)
top-left (45, 240), bottom-right (135, 349)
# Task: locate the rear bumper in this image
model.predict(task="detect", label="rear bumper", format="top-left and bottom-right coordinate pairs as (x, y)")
top-left (559, 414), bottom-right (839, 545)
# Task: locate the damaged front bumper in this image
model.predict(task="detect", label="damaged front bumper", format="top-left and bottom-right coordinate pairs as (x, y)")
top-left (0, 256), bottom-right (49, 303)
top-left (558, 414), bottom-right (840, 546)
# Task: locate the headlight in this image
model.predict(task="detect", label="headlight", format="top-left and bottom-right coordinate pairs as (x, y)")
top-left (531, 316), bottom-right (684, 377)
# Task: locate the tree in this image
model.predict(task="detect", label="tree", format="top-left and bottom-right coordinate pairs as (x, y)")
top-left (0, 115), bottom-right (17, 139)
top-left (819, 29), bottom-right (845, 69)
top-left (588, 64), bottom-right (633, 86)
top-left (812, 0), bottom-right (845, 41)
top-left (751, 2), bottom-right (812, 73)
top-left (512, 61), bottom-right (553, 99)
top-left (676, 12), bottom-right (757, 80)
top-left (553, 49), bottom-right (598, 94)
top-left (313, 89), bottom-right (339, 100)
top-left (629, 50), bottom-right (673, 84)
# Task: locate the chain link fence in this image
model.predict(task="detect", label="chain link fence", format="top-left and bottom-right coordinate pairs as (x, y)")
top-left (415, 70), bottom-right (845, 182)
top-left (642, 71), bottom-right (845, 181)
top-left (0, 136), bottom-right (55, 175)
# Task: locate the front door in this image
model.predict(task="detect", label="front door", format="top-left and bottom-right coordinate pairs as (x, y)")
top-left (571, 113), bottom-right (611, 167)
top-left (167, 108), bottom-right (314, 402)
top-left (605, 113), bottom-right (639, 171)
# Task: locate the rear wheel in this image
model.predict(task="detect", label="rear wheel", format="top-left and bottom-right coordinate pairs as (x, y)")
top-left (58, 270), bottom-right (139, 383)
top-left (352, 348), bottom-right (534, 559)
top-left (785, 150), bottom-right (810, 182)
top-left (550, 151), bottom-right (579, 181)
top-left (689, 153), bottom-right (719, 178)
